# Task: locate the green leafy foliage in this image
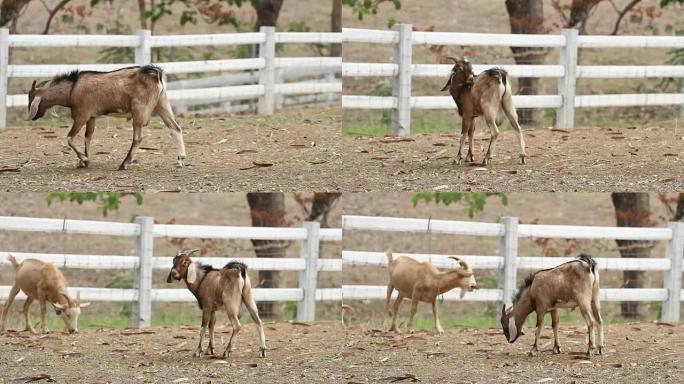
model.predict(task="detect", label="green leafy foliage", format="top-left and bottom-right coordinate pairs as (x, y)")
top-left (46, 192), bottom-right (143, 217)
top-left (660, 0), bottom-right (684, 6)
top-left (411, 192), bottom-right (508, 218)
top-left (343, 0), bottom-right (401, 20)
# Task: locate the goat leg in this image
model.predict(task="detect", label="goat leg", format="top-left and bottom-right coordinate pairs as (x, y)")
top-left (119, 120), bottom-right (144, 170)
top-left (389, 294), bottom-right (404, 333)
top-left (0, 285), bottom-right (21, 333)
top-left (39, 299), bottom-right (49, 334)
top-left (194, 310), bottom-right (211, 357)
top-left (551, 309), bottom-right (561, 354)
top-left (482, 117), bottom-right (499, 166)
top-left (454, 118), bottom-right (471, 165)
top-left (431, 299), bottom-right (444, 335)
top-left (222, 313), bottom-right (242, 359)
top-left (406, 292), bottom-right (419, 333)
top-left (81, 118), bottom-right (95, 168)
top-left (156, 98), bottom-right (187, 168)
top-left (465, 118), bottom-right (475, 163)
top-left (22, 298), bottom-right (36, 334)
top-left (205, 312), bottom-right (216, 356)
top-left (66, 118), bottom-right (89, 168)
top-left (528, 309), bottom-right (545, 357)
top-left (578, 300), bottom-right (597, 357)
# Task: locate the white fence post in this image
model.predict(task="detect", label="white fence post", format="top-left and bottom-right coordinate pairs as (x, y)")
top-left (133, 216), bottom-right (154, 328)
top-left (662, 221), bottom-right (683, 322)
top-left (135, 29), bottom-right (152, 65)
top-left (297, 221), bottom-right (320, 322)
top-left (557, 28), bottom-right (578, 129)
top-left (0, 28), bottom-right (9, 129)
top-left (258, 26), bottom-right (276, 115)
top-left (496, 216), bottom-right (518, 324)
top-left (392, 23), bottom-right (412, 136)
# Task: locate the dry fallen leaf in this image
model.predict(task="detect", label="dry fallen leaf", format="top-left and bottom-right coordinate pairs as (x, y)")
top-left (213, 138), bottom-right (228, 145)
top-left (536, 379), bottom-right (554, 383)
top-left (171, 379), bottom-right (190, 383)
top-left (236, 149), bottom-right (258, 154)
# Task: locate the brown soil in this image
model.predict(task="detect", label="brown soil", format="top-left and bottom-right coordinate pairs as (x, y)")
top-left (0, 320), bottom-right (345, 384)
top-left (337, 125), bottom-right (684, 192)
top-left (0, 108), bottom-right (342, 192)
top-left (342, 322), bottom-right (684, 384)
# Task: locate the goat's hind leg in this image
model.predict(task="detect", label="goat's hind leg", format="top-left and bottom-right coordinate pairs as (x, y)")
top-left (0, 285), bottom-right (20, 333)
top-left (578, 300), bottom-right (597, 357)
top-left (22, 298), bottom-right (36, 334)
top-left (482, 115), bottom-right (499, 166)
top-left (243, 291), bottom-right (267, 358)
top-left (156, 97), bottom-right (186, 168)
top-left (389, 294), bottom-right (404, 333)
top-left (551, 308), bottom-right (561, 354)
top-left (591, 297), bottom-right (604, 355)
top-left (382, 284), bottom-right (394, 328)
top-left (466, 117), bottom-right (475, 163)
top-left (222, 309), bottom-right (242, 359)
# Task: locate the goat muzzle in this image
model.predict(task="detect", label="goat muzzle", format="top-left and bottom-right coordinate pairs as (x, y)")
top-left (166, 269), bottom-right (179, 283)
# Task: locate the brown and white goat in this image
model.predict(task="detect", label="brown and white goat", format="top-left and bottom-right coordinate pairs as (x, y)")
top-left (28, 65), bottom-right (186, 170)
top-left (500, 253), bottom-right (604, 357)
top-left (1, 255), bottom-right (90, 334)
top-left (441, 56), bottom-right (527, 165)
top-left (166, 250), bottom-right (266, 359)
top-left (383, 249), bottom-right (478, 334)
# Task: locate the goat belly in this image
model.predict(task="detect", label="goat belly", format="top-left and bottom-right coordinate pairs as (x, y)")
top-left (551, 300), bottom-right (578, 309)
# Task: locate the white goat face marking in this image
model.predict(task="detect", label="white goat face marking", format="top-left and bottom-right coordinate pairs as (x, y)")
top-left (29, 96), bottom-right (42, 120)
top-left (186, 262), bottom-right (197, 284)
top-left (508, 317), bottom-right (517, 342)
top-left (60, 306), bottom-right (81, 333)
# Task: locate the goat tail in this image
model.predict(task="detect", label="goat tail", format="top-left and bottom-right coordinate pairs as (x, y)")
top-left (577, 253), bottom-right (597, 276)
top-left (224, 261), bottom-right (247, 279)
top-left (7, 255), bottom-right (20, 271)
top-left (499, 80), bottom-right (518, 127)
top-left (385, 248), bottom-right (394, 265)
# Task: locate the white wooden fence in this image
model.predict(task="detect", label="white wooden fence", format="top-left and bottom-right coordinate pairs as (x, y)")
top-left (342, 24), bottom-right (684, 135)
top-left (342, 215), bottom-right (684, 322)
top-left (0, 27), bottom-right (342, 127)
top-left (0, 216), bottom-right (342, 326)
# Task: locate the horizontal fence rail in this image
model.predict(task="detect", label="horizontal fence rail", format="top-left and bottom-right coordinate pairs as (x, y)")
top-left (342, 24), bottom-right (684, 134)
top-left (0, 28), bottom-right (342, 127)
top-left (342, 215), bottom-right (684, 322)
top-left (0, 216), bottom-right (342, 326)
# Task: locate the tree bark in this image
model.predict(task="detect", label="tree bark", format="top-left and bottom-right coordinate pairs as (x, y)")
top-left (254, 0), bottom-right (284, 30)
top-left (610, 192), bottom-right (652, 318)
top-left (307, 192), bottom-right (342, 228)
top-left (247, 192), bottom-right (287, 319)
top-left (675, 193), bottom-right (684, 221)
top-left (137, 0), bottom-right (148, 29)
top-left (330, 0), bottom-right (342, 57)
top-left (0, 0), bottom-right (30, 32)
top-left (505, 0), bottom-right (546, 125)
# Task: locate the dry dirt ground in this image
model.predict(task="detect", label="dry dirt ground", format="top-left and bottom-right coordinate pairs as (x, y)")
top-left (338, 125), bottom-right (684, 192)
top-left (0, 320), bottom-right (345, 384)
top-left (0, 108), bottom-right (341, 192)
top-left (342, 322), bottom-right (684, 384)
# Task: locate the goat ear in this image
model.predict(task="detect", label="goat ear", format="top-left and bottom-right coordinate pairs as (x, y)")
top-left (31, 80), bottom-right (36, 91)
top-left (79, 302), bottom-right (91, 308)
top-left (440, 75), bottom-right (452, 92)
top-left (54, 303), bottom-right (65, 310)
top-left (186, 262), bottom-right (197, 284)
top-left (29, 96), bottom-right (42, 120)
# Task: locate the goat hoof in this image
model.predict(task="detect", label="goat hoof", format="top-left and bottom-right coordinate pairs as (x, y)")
top-left (260, 348), bottom-right (266, 358)
top-left (597, 347), bottom-right (604, 355)
top-left (453, 157), bottom-right (462, 165)
top-left (520, 154), bottom-right (527, 165)
top-left (553, 346), bottom-right (562, 354)
top-left (118, 163), bottom-right (129, 170)
top-left (586, 350), bottom-right (595, 358)
top-left (77, 159), bottom-right (89, 168)
top-left (466, 154), bottom-right (474, 163)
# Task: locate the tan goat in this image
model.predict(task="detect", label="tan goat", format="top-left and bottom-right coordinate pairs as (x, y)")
top-left (441, 56), bottom-right (527, 165)
top-left (28, 65), bottom-right (186, 170)
top-left (1, 255), bottom-right (90, 334)
top-left (166, 250), bottom-right (266, 359)
top-left (500, 254), bottom-right (604, 357)
top-left (383, 249), bottom-right (478, 334)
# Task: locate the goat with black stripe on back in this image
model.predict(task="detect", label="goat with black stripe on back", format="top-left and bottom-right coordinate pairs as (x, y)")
top-left (27, 65), bottom-right (187, 170)
top-left (441, 56), bottom-right (527, 166)
top-left (500, 253), bottom-right (604, 357)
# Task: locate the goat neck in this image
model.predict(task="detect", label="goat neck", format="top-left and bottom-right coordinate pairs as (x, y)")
top-left (509, 292), bottom-right (535, 330)
top-left (184, 262), bottom-right (210, 295)
top-left (434, 270), bottom-right (467, 295)
top-left (39, 82), bottom-right (74, 109)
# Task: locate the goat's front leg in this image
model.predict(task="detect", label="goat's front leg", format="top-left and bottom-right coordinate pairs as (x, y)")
top-left (454, 118), bottom-right (469, 165)
top-left (551, 308), bottom-right (561, 354)
top-left (406, 291), bottom-right (420, 333)
top-left (66, 117), bottom-right (89, 168)
top-left (22, 298), bottom-right (36, 334)
top-left (389, 294), bottom-right (404, 333)
top-left (466, 117), bottom-right (475, 163)
top-left (38, 299), bottom-right (49, 334)
top-left (205, 312), bottom-right (216, 356)
top-left (431, 298), bottom-right (444, 335)
top-left (528, 308), bottom-right (545, 356)
top-left (81, 117), bottom-right (96, 168)
top-left (194, 310), bottom-right (211, 357)
top-left (482, 116), bottom-right (499, 166)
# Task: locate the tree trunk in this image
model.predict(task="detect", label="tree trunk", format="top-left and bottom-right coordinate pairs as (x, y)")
top-left (567, 0), bottom-right (600, 34)
top-left (675, 193), bottom-right (684, 221)
top-left (0, 0), bottom-right (30, 32)
top-left (247, 192), bottom-right (287, 319)
top-left (137, 0), bottom-right (148, 29)
top-left (254, 0), bottom-right (284, 30)
top-left (330, 0), bottom-right (342, 57)
top-left (610, 193), bottom-right (652, 318)
top-left (308, 192), bottom-right (342, 227)
top-left (505, 0), bottom-right (546, 126)
top-left (250, 0), bottom-right (284, 58)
